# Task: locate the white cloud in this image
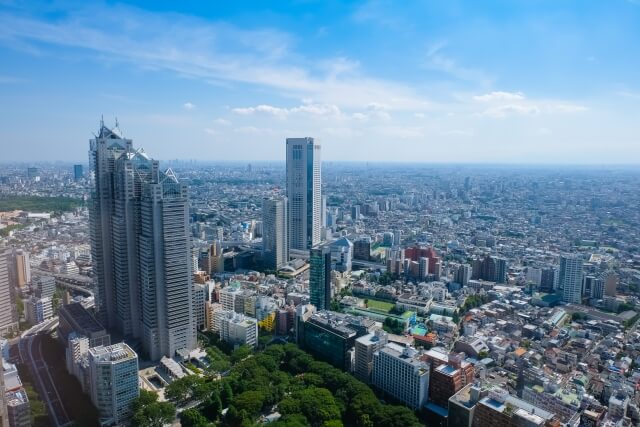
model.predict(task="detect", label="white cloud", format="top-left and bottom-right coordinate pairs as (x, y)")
top-left (472, 90), bottom-right (587, 118)
top-left (231, 103), bottom-right (342, 119)
top-left (213, 118), bottom-right (231, 126)
top-left (481, 104), bottom-right (540, 118)
top-left (183, 102), bottom-right (196, 110)
top-left (473, 91), bottom-right (525, 102)
top-left (425, 41), bottom-right (492, 86)
top-left (0, 4), bottom-right (430, 111)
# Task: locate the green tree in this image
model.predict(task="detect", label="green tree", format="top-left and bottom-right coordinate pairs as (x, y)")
top-left (233, 390), bottom-right (266, 416)
top-left (296, 387), bottom-right (341, 427)
top-left (180, 408), bottom-right (210, 427)
top-left (374, 405), bottom-right (422, 427)
top-left (132, 401), bottom-right (176, 427)
top-left (132, 389), bottom-right (159, 411)
top-left (202, 394), bottom-right (222, 421)
top-left (231, 345), bottom-right (253, 364)
top-left (220, 381), bottom-right (234, 406)
top-left (165, 375), bottom-right (198, 403)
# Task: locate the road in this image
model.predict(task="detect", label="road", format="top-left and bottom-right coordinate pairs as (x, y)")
top-left (19, 332), bottom-right (73, 427)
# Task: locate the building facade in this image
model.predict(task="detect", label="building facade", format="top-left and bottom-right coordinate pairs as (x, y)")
top-left (0, 247), bottom-right (18, 336)
top-left (559, 255), bottom-right (583, 304)
top-left (88, 343), bottom-right (139, 426)
top-left (262, 197), bottom-right (289, 270)
top-left (285, 137), bottom-right (321, 250)
top-left (309, 245), bottom-right (331, 310)
top-left (89, 122), bottom-right (195, 360)
top-left (372, 343), bottom-right (430, 410)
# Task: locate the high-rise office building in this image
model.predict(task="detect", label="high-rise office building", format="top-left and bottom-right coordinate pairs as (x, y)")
top-left (88, 343), bottom-right (139, 425)
top-left (89, 121), bottom-right (195, 360)
top-left (0, 247), bottom-right (18, 336)
top-left (455, 264), bottom-right (472, 287)
top-left (559, 255), bottom-right (583, 304)
top-left (286, 137), bottom-right (322, 250)
top-left (351, 205), bottom-right (360, 221)
top-left (262, 197), bottom-right (289, 270)
top-left (10, 250), bottom-right (30, 289)
top-left (73, 164), bottom-right (84, 181)
top-left (309, 245), bottom-right (331, 310)
top-left (353, 237), bottom-right (371, 261)
top-left (540, 267), bottom-right (558, 292)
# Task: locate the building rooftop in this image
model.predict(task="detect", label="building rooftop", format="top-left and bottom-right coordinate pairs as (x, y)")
top-left (89, 343), bottom-right (137, 363)
top-left (60, 302), bottom-right (106, 333)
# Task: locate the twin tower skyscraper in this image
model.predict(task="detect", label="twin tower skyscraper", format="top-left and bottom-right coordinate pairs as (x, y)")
top-left (263, 137), bottom-right (323, 270)
top-left (89, 122), bottom-right (196, 360)
top-left (90, 122), bottom-right (322, 360)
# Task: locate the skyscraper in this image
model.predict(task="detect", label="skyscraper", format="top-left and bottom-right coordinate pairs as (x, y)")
top-left (89, 121), bottom-right (195, 360)
top-left (10, 249), bottom-right (30, 288)
top-left (559, 255), bottom-right (583, 304)
top-left (309, 245), bottom-right (331, 310)
top-left (0, 246), bottom-right (19, 336)
top-left (73, 164), bottom-right (84, 181)
top-left (262, 197), bottom-right (289, 270)
top-left (286, 137), bottom-right (322, 250)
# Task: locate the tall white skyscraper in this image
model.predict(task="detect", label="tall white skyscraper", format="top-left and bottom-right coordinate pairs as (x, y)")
top-left (88, 343), bottom-right (139, 425)
top-left (89, 121), bottom-right (195, 360)
top-left (559, 254), bottom-right (583, 304)
top-left (286, 137), bottom-right (322, 250)
top-left (0, 246), bottom-right (18, 337)
top-left (262, 197), bottom-right (289, 270)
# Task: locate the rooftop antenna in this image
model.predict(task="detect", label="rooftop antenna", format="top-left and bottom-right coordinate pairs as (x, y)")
top-left (115, 117), bottom-right (119, 128)
top-left (100, 114), bottom-right (104, 128)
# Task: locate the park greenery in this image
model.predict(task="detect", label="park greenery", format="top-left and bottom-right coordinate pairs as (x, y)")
top-left (156, 340), bottom-right (422, 427)
top-left (132, 389), bottom-right (177, 427)
top-left (0, 195), bottom-right (82, 215)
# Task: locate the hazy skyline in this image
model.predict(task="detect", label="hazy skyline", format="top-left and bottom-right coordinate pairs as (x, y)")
top-left (1, 0), bottom-right (639, 164)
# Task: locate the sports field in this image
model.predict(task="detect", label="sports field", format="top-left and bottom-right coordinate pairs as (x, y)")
top-left (365, 299), bottom-right (395, 312)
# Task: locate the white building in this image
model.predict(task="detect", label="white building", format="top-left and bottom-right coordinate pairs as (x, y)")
top-left (262, 197), bottom-right (289, 270)
top-left (218, 310), bottom-right (258, 348)
top-left (286, 137), bottom-right (322, 250)
top-left (88, 343), bottom-right (139, 426)
top-left (330, 237), bottom-right (353, 273)
top-left (25, 296), bottom-right (52, 326)
top-left (354, 329), bottom-right (388, 384)
top-left (559, 255), bottom-right (583, 304)
top-left (372, 343), bottom-right (430, 409)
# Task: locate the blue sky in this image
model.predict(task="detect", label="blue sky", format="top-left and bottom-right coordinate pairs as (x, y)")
top-left (1, 0), bottom-right (639, 163)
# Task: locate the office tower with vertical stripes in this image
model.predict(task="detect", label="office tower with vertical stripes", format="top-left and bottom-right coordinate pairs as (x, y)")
top-left (0, 246), bottom-right (19, 336)
top-left (89, 120), bottom-right (195, 360)
top-left (286, 137), bottom-right (322, 250)
top-left (262, 197), bottom-right (289, 270)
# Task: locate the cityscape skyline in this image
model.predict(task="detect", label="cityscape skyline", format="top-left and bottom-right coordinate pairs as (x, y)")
top-left (2, 2), bottom-right (640, 426)
top-left (1, 1), bottom-right (640, 164)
